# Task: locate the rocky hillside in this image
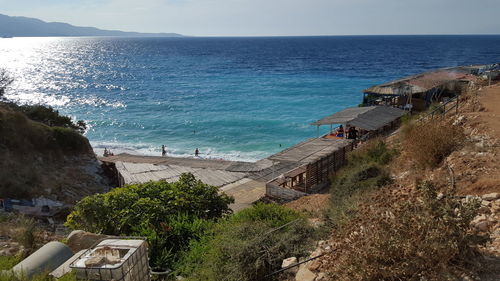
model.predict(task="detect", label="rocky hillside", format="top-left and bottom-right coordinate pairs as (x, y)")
top-left (284, 83), bottom-right (500, 281)
top-left (0, 103), bottom-right (109, 203)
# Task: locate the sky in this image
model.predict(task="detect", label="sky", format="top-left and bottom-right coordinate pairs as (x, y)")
top-left (0, 0), bottom-right (499, 36)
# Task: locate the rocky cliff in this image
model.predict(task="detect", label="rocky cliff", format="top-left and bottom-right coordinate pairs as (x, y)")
top-left (0, 103), bottom-right (109, 203)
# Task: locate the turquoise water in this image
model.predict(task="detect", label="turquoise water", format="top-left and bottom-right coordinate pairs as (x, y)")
top-left (1, 36), bottom-right (500, 161)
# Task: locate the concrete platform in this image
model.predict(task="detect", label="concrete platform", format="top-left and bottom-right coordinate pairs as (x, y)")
top-left (220, 178), bottom-right (266, 211)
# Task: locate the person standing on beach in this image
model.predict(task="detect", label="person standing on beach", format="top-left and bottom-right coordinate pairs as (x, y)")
top-left (195, 148), bottom-right (199, 157)
top-left (162, 145), bottom-right (166, 157)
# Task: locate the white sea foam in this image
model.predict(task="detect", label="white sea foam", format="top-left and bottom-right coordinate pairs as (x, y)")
top-left (91, 141), bottom-right (268, 163)
top-left (5, 91), bottom-right (71, 107)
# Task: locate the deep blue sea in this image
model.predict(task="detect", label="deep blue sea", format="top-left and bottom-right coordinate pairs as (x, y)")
top-left (1, 35), bottom-right (499, 161)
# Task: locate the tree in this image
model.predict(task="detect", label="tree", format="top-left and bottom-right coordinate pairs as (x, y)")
top-left (0, 69), bottom-right (14, 99)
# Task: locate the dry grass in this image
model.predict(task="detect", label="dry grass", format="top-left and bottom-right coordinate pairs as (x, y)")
top-left (321, 181), bottom-right (486, 281)
top-left (402, 119), bottom-right (464, 169)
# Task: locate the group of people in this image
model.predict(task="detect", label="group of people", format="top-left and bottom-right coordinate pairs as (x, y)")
top-left (103, 148), bottom-right (114, 157)
top-left (333, 125), bottom-right (358, 140)
top-left (161, 145), bottom-right (200, 157)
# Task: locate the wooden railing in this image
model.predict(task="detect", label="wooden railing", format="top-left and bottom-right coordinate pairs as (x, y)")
top-left (418, 95), bottom-right (460, 123)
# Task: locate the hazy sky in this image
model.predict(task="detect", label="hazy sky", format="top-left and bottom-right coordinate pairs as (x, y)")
top-left (1, 0), bottom-right (499, 36)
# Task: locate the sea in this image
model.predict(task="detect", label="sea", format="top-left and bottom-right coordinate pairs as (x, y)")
top-left (1, 35), bottom-right (499, 162)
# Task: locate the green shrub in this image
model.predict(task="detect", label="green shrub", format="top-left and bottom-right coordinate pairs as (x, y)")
top-left (0, 69), bottom-right (13, 100)
top-left (0, 254), bottom-right (22, 271)
top-left (428, 102), bottom-right (445, 115)
top-left (16, 104), bottom-right (86, 134)
top-left (348, 139), bottom-right (398, 166)
top-left (175, 203), bottom-right (314, 281)
top-left (329, 140), bottom-right (394, 227)
top-left (15, 216), bottom-right (37, 250)
top-left (229, 202), bottom-right (300, 227)
top-left (0, 270), bottom-right (77, 281)
top-left (52, 127), bottom-right (89, 152)
top-left (66, 173), bottom-right (234, 270)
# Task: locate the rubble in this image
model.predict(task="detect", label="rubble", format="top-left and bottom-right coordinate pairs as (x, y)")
top-left (482, 193), bottom-right (500, 201)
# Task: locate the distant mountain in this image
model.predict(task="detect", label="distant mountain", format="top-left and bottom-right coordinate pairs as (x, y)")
top-left (0, 13), bottom-right (182, 37)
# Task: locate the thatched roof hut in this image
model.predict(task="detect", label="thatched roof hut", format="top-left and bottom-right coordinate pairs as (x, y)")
top-left (362, 67), bottom-right (480, 110)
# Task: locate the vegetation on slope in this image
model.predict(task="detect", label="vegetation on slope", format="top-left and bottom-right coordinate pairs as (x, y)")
top-left (174, 203), bottom-right (314, 281)
top-left (0, 103), bottom-right (95, 198)
top-left (328, 139), bottom-right (395, 228)
top-left (401, 119), bottom-right (464, 169)
top-left (0, 69), bottom-right (13, 98)
top-left (66, 176), bottom-right (313, 280)
top-left (321, 121), bottom-right (486, 280)
top-left (66, 173), bottom-right (234, 270)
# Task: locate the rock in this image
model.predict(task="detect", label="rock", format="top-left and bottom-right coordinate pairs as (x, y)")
top-left (315, 272), bottom-right (327, 281)
top-left (481, 200), bottom-right (491, 207)
top-left (282, 257), bottom-right (299, 274)
top-left (473, 214), bottom-right (487, 223)
top-left (296, 264), bottom-right (317, 281)
top-left (460, 274), bottom-right (473, 281)
top-left (283, 257), bottom-right (298, 268)
top-left (67, 230), bottom-right (85, 240)
top-left (482, 193), bottom-right (500, 201)
top-left (307, 259), bottom-right (321, 271)
top-left (453, 116), bottom-right (466, 126)
top-left (475, 221), bottom-right (490, 232)
top-left (66, 231), bottom-right (109, 252)
top-left (309, 248), bottom-right (323, 258)
top-left (478, 206), bottom-right (491, 215)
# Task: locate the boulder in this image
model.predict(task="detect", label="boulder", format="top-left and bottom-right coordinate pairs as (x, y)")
top-left (282, 257), bottom-right (299, 274)
top-left (66, 231), bottom-right (109, 252)
top-left (282, 257), bottom-right (298, 268)
top-left (295, 264), bottom-right (316, 281)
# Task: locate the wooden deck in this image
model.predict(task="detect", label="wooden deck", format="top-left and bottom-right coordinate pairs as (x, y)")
top-left (267, 138), bottom-right (352, 164)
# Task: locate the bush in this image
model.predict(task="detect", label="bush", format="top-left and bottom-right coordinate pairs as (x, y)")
top-left (65, 173), bottom-right (234, 270)
top-left (14, 216), bottom-right (37, 250)
top-left (428, 102), bottom-right (445, 115)
top-left (402, 119), bottom-right (464, 168)
top-left (52, 127), bottom-right (89, 152)
top-left (175, 203), bottom-right (314, 281)
top-left (16, 104), bottom-right (86, 134)
top-left (323, 181), bottom-right (485, 280)
top-left (329, 140), bottom-right (394, 227)
top-left (0, 69), bottom-right (13, 99)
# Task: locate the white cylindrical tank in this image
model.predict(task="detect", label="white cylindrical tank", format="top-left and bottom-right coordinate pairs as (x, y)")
top-left (12, 241), bottom-right (73, 278)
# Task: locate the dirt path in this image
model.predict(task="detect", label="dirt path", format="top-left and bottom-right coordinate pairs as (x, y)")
top-left (459, 83), bottom-right (500, 195)
top-left (478, 83), bottom-right (500, 140)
